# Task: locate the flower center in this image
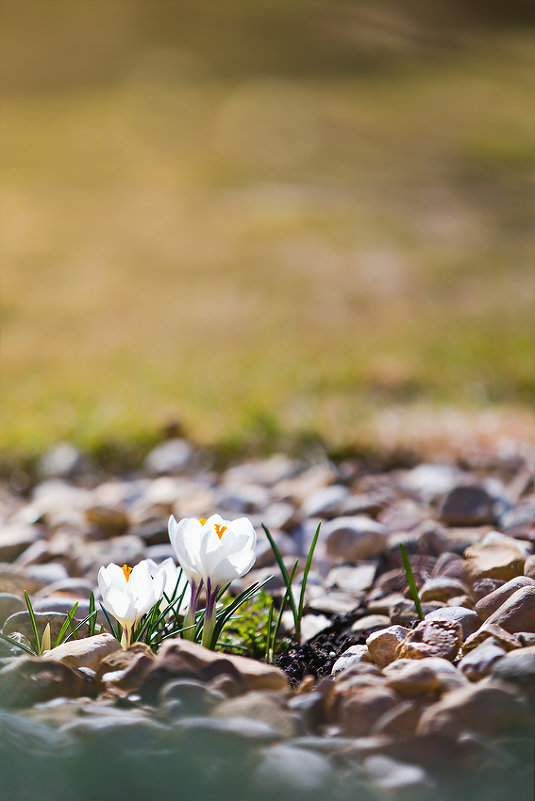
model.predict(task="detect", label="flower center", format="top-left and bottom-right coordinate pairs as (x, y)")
top-left (122, 564), bottom-right (133, 582)
top-left (199, 518), bottom-right (207, 526)
top-left (214, 523), bottom-right (227, 539)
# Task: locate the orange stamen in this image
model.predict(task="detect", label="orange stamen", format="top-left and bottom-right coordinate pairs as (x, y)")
top-left (214, 523), bottom-right (227, 540)
top-left (199, 517), bottom-right (207, 526)
top-left (122, 564), bottom-right (133, 582)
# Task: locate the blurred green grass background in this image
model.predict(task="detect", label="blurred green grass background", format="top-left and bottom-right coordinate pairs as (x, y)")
top-left (1, 1), bottom-right (534, 461)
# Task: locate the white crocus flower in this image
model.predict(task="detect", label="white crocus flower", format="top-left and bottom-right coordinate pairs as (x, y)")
top-left (97, 560), bottom-right (165, 648)
top-left (145, 557), bottom-right (191, 614)
top-left (168, 514), bottom-right (257, 648)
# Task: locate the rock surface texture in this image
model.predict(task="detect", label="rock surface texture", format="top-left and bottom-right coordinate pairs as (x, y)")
top-left (0, 443), bottom-right (534, 801)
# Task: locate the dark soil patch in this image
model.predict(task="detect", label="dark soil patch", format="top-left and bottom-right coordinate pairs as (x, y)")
top-left (275, 610), bottom-right (368, 686)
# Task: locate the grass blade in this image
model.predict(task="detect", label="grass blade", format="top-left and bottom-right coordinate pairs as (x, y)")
top-left (23, 591), bottom-right (41, 654)
top-left (0, 631), bottom-right (37, 656)
top-left (297, 522), bottom-right (321, 639)
top-left (400, 543), bottom-right (424, 621)
top-left (99, 602), bottom-right (120, 641)
top-left (88, 592), bottom-right (96, 636)
top-left (262, 524), bottom-right (299, 628)
top-left (54, 601), bottom-right (79, 648)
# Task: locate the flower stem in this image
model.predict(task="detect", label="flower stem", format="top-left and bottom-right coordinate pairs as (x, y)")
top-left (182, 580), bottom-right (202, 640)
top-left (201, 579), bottom-right (217, 650)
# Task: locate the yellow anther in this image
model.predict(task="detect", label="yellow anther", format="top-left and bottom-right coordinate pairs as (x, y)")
top-left (199, 518), bottom-right (207, 526)
top-left (214, 523), bottom-right (227, 540)
top-left (122, 564), bottom-right (133, 582)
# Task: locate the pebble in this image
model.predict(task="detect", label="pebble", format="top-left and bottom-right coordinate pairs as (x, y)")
top-left (384, 657), bottom-right (467, 697)
top-left (463, 541), bottom-right (526, 586)
top-left (324, 516), bottom-right (388, 561)
top-left (253, 744), bottom-right (334, 793)
top-left (438, 484), bottom-right (496, 526)
top-left (0, 525), bottom-right (38, 562)
top-left (326, 563), bottom-right (377, 593)
top-left (475, 575), bottom-right (535, 620)
top-left (144, 438), bottom-right (193, 475)
top-left (483, 585), bottom-right (535, 633)
top-left (417, 681), bottom-right (531, 738)
top-left (41, 633), bottom-right (121, 671)
top-left (330, 684), bottom-right (399, 737)
top-left (351, 614), bottom-right (391, 635)
top-left (0, 593), bottom-right (25, 627)
top-left (0, 656), bottom-right (87, 708)
top-left (301, 484), bottom-right (349, 518)
top-left (424, 606), bottom-right (480, 640)
top-left (331, 645), bottom-right (371, 676)
top-left (458, 640), bottom-right (506, 681)
top-left (213, 691), bottom-right (299, 738)
top-left (366, 625), bottom-right (410, 668)
top-left (396, 618), bottom-right (462, 661)
top-left (419, 576), bottom-right (470, 602)
top-left (363, 754), bottom-right (433, 798)
top-left (2, 610), bottom-right (89, 645)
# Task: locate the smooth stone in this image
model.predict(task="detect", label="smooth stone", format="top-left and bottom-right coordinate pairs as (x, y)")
top-left (401, 463), bottom-right (461, 502)
top-left (384, 657), bottom-right (467, 697)
top-left (176, 715), bottom-right (280, 746)
top-left (139, 638), bottom-right (287, 702)
top-left (301, 485), bottom-right (349, 518)
top-left (458, 640), bottom-right (506, 681)
top-left (366, 625), bottom-right (410, 668)
top-left (2, 611), bottom-right (89, 645)
top-left (331, 645), bottom-right (371, 677)
top-left (432, 552), bottom-right (465, 581)
top-left (483, 585), bottom-right (535, 634)
top-left (417, 681), bottom-right (531, 738)
top-left (491, 646), bottom-right (535, 705)
top-left (223, 454), bottom-right (301, 487)
top-left (330, 684), bottom-right (399, 737)
top-left (324, 516), bottom-right (388, 562)
top-left (215, 483), bottom-right (269, 514)
top-left (463, 541), bottom-right (525, 586)
top-left (0, 593), bottom-right (25, 627)
top-left (213, 691), bottom-right (299, 738)
top-left (462, 622), bottom-right (521, 653)
top-left (159, 678), bottom-right (225, 717)
top-left (60, 714), bottom-right (167, 750)
top-left (390, 600), bottom-right (447, 628)
top-left (0, 525), bottom-right (38, 562)
top-left (76, 535), bottom-right (146, 577)
top-left (308, 590), bottom-right (361, 616)
top-left (24, 563), bottom-right (69, 585)
top-left (419, 577), bottom-right (470, 603)
top-left (253, 744), bottom-right (334, 792)
top-left (300, 614), bottom-right (330, 642)
top-left (41, 633), bottom-right (120, 671)
top-left (425, 606), bottom-right (480, 640)
top-left (95, 643), bottom-right (155, 685)
top-left (396, 619), bottom-right (462, 662)
top-left (85, 504), bottom-right (130, 537)
top-left (0, 656), bottom-right (87, 708)
top-left (475, 576), bottom-right (535, 621)
top-left (145, 438), bottom-right (193, 475)
top-left (500, 503), bottom-right (535, 530)
top-left (351, 614), bottom-right (391, 635)
top-left (370, 700), bottom-right (423, 736)
top-left (34, 577), bottom-right (94, 600)
top-left (326, 563), bottom-right (377, 593)
top-left (525, 554), bottom-right (535, 579)
top-left (363, 754), bottom-right (433, 798)
top-left (472, 577), bottom-right (505, 600)
top-left (438, 484), bottom-right (495, 526)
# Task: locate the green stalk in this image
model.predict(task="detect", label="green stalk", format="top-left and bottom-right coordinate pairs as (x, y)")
top-left (400, 543), bottom-right (424, 621)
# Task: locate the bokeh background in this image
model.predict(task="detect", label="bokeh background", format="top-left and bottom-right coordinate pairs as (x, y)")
top-left (1, 0), bottom-right (534, 463)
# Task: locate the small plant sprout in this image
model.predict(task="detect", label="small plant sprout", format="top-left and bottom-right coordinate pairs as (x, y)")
top-left (98, 561), bottom-right (165, 648)
top-left (168, 514), bottom-right (257, 649)
top-left (263, 522), bottom-right (321, 647)
top-left (0, 591), bottom-right (94, 656)
top-left (399, 543), bottom-right (424, 621)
